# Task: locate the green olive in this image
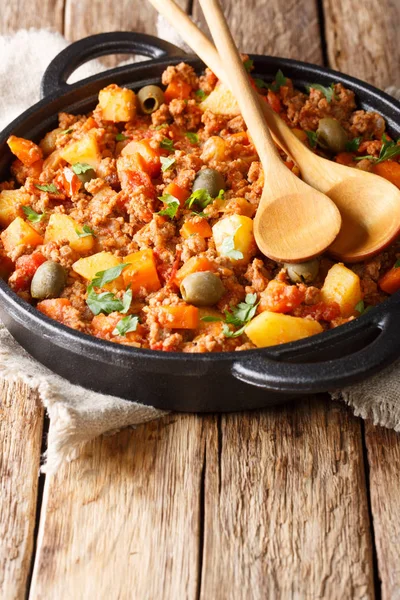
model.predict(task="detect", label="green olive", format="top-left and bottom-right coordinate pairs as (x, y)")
top-left (284, 259), bottom-right (320, 284)
top-left (316, 118), bottom-right (348, 154)
top-left (192, 168), bottom-right (226, 198)
top-left (31, 261), bottom-right (67, 299)
top-left (76, 168), bottom-right (96, 184)
top-left (137, 85), bottom-right (165, 114)
top-left (180, 271), bottom-right (225, 306)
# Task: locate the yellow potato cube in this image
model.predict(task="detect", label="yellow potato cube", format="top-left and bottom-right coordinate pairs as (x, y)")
top-left (212, 214), bottom-right (255, 263)
top-left (1, 216), bottom-right (43, 253)
top-left (72, 251), bottom-right (124, 289)
top-left (321, 263), bottom-right (362, 318)
top-left (0, 189), bottom-right (30, 227)
top-left (245, 311), bottom-right (323, 348)
top-left (44, 213), bottom-right (95, 253)
top-left (59, 132), bottom-right (102, 169)
top-left (98, 84), bottom-right (136, 122)
top-left (200, 82), bottom-right (240, 116)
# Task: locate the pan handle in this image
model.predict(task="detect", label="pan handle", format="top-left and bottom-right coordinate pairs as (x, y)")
top-left (41, 31), bottom-right (186, 98)
top-left (231, 305), bottom-right (400, 392)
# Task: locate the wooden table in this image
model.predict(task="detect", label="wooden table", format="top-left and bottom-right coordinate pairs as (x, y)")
top-left (1, 1), bottom-right (400, 598)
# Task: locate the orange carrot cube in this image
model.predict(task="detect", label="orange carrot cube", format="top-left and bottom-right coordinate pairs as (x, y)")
top-left (164, 80), bottom-right (192, 103)
top-left (123, 249), bottom-right (161, 294)
top-left (7, 135), bottom-right (43, 167)
top-left (180, 219), bottom-right (212, 239)
top-left (156, 305), bottom-right (199, 329)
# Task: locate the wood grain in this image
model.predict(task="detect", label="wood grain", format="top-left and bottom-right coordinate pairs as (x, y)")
top-left (29, 415), bottom-right (209, 600)
top-left (0, 0), bottom-right (64, 35)
top-left (193, 0), bottom-right (323, 63)
top-left (365, 424), bottom-right (400, 600)
top-left (0, 381), bottom-right (44, 600)
top-left (200, 398), bottom-right (375, 600)
top-left (323, 0), bottom-right (400, 89)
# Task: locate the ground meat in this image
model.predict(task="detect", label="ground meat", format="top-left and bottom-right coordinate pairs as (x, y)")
top-left (201, 110), bottom-right (229, 136)
top-left (227, 115), bottom-right (246, 132)
top-left (244, 258), bottom-right (271, 292)
top-left (161, 63), bottom-right (199, 88)
top-left (58, 112), bottom-right (81, 130)
top-left (41, 240), bottom-right (81, 269)
top-left (348, 110), bottom-right (385, 140)
top-left (180, 234), bottom-right (208, 263)
top-left (96, 158), bottom-right (119, 189)
top-left (198, 68), bottom-right (218, 95)
top-left (168, 99), bottom-right (203, 131)
top-left (151, 103), bottom-right (171, 128)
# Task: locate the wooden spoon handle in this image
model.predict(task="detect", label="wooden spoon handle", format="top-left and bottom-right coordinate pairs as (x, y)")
top-left (198, 0), bottom-right (280, 172)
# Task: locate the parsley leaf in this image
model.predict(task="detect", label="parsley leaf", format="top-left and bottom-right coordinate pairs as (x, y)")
top-left (121, 288), bottom-right (132, 314)
top-left (186, 188), bottom-right (214, 210)
top-left (115, 133), bottom-right (129, 141)
top-left (158, 193), bottom-right (180, 219)
top-left (306, 82), bottom-right (337, 103)
top-left (72, 162), bottom-right (93, 175)
top-left (61, 128), bottom-right (72, 134)
top-left (345, 137), bottom-right (361, 152)
top-left (35, 183), bottom-right (58, 193)
top-left (254, 78), bottom-right (269, 90)
top-left (355, 300), bottom-right (365, 314)
top-left (160, 156), bottom-right (176, 172)
top-left (220, 234), bottom-right (244, 261)
top-left (195, 89), bottom-right (207, 101)
top-left (112, 314), bottom-right (139, 336)
top-left (268, 69), bottom-right (287, 92)
top-left (356, 134), bottom-right (400, 164)
top-left (394, 259), bottom-right (400, 268)
top-left (186, 132), bottom-right (199, 144)
top-left (154, 124), bottom-right (168, 130)
top-left (160, 138), bottom-right (175, 151)
top-left (305, 130), bottom-right (318, 148)
top-left (200, 315), bottom-right (224, 322)
top-left (243, 59), bottom-right (254, 73)
top-left (75, 224), bottom-right (95, 238)
top-left (22, 205), bottom-right (46, 223)
top-left (91, 264), bottom-right (129, 288)
top-left (223, 293), bottom-right (259, 337)
top-left (86, 287), bottom-right (125, 316)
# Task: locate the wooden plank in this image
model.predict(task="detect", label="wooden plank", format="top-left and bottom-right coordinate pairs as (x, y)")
top-left (0, 380), bottom-right (44, 600)
top-left (323, 0), bottom-right (400, 89)
top-left (192, 0), bottom-right (323, 63)
top-left (200, 399), bottom-right (375, 599)
top-left (0, 0), bottom-right (64, 34)
top-left (364, 424), bottom-right (400, 600)
top-left (29, 415), bottom-right (209, 600)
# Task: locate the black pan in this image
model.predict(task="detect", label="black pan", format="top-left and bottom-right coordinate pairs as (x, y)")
top-left (1, 32), bottom-right (400, 412)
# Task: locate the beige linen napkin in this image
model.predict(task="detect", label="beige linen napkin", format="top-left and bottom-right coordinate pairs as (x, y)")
top-left (1, 27), bottom-right (400, 473)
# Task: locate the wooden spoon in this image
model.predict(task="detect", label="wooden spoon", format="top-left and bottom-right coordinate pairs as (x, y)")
top-left (147, 0), bottom-right (400, 262)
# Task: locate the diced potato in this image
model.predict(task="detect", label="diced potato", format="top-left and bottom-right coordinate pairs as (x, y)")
top-left (321, 263), bottom-right (362, 318)
top-left (1, 216), bottom-right (43, 253)
top-left (40, 128), bottom-right (63, 157)
top-left (200, 82), bottom-right (240, 116)
top-left (44, 213), bottom-right (95, 253)
top-left (200, 136), bottom-right (227, 162)
top-left (212, 214), bottom-right (255, 263)
top-left (7, 135), bottom-right (43, 166)
top-left (245, 311), bottom-right (323, 348)
top-left (123, 249), bottom-right (161, 295)
top-left (98, 84), bottom-right (136, 122)
top-left (121, 140), bottom-right (160, 177)
top-left (72, 251), bottom-right (123, 289)
top-left (0, 189), bottom-right (30, 227)
top-left (59, 132), bottom-right (102, 169)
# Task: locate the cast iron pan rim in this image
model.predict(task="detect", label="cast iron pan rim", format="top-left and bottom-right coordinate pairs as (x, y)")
top-left (0, 42), bottom-right (399, 366)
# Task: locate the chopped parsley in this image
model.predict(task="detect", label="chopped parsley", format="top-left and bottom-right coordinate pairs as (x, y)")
top-left (355, 300), bottom-right (365, 314)
top-left (268, 69), bottom-right (287, 92)
top-left (305, 82), bottom-right (337, 103)
top-left (345, 137), bottom-right (361, 152)
top-left (305, 130), bottom-right (318, 149)
top-left (195, 89), bottom-right (207, 101)
top-left (22, 205), bottom-right (46, 223)
top-left (160, 138), bottom-right (175, 151)
top-left (61, 128), bottom-right (72, 134)
top-left (75, 224), bottom-right (95, 238)
top-left (243, 59), bottom-right (254, 73)
top-left (71, 162), bottom-right (93, 175)
top-left (158, 193), bottom-right (180, 219)
top-left (220, 234), bottom-right (244, 261)
top-left (112, 314), bottom-right (139, 336)
top-left (35, 183), bottom-right (58, 193)
top-left (86, 286), bottom-right (132, 316)
top-left (154, 124), bottom-right (168, 130)
top-left (254, 78), bottom-right (269, 90)
top-left (200, 293), bottom-right (258, 338)
top-left (356, 134), bottom-right (400, 164)
top-left (115, 133), bottom-right (129, 141)
top-left (185, 132), bottom-right (199, 144)
top-left (91, 264), bottom-right (130, 288)
top-left (186, 188), bottom-right (224, 211)
top-left (394, 259), bottom-right (400, 268)
top-left (160, 156), bottom-right (176, 172)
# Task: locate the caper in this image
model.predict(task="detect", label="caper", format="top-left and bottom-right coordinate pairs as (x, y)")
top-left (284, 259), bottom-right (320, 284)
top-left (192, 168), bottom-right (226, 198)
top-left (316, 118), bottom-right (348, 154)
top-left (180, 271), bottom-right (225, 306)
top-left (137, 85), bottom-right (165, 114)
top-left (76, 168), bottom-right (96, 184)
top-left (31, 261), bottom-right (67, 299)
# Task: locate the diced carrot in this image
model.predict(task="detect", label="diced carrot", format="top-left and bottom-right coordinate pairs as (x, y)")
top-left (180, 219), bottom-right (212, 239)
top-left (335, 152), bottom-right (356, 167)
top-left (164, 181), bottom-right (190, 207)
top-left (378, 266), bottom-right (400, 294)
top-left (58, 167), bottom-right (82, 197)
top-left (174, 256), bottom-right (216, 285)
top-left (123, 248), bottom-right (162, 295)
top-left (266, 90), bottom-right (281, 113)
top-left (119, 169), bottom-right (156, 200)
top-left (372, 160), bottom-right (400, 188)
top-left (122, 139), bottom-right (161, 178)
top-left (164, 80), bottom-right (192, 103)
top-left (37, 298), bottom-right (71, 321)
top-left (156, 305), bottom-right (199, 329)
top-left (7, 135), bottom-right (43, 167)
top-left (1, 217), bottom-right (44, 253)
top-left (259, 280), bottom-right (305, 314)
top-left (91, 313), bottom-right (144, 341)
